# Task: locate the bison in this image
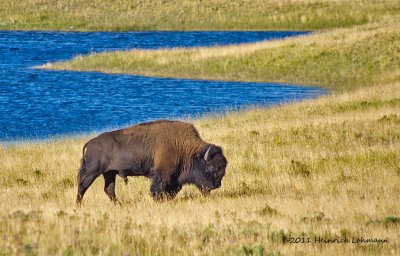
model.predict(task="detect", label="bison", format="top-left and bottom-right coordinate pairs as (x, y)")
top-left (76, 120), bottom-right (227, 204)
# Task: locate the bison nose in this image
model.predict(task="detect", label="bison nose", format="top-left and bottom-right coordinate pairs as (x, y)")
top-left (215, 182), bottom-right (221, 188)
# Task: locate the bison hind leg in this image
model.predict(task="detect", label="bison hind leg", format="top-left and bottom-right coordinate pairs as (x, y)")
top-left (76, 172), bottom-right (101, 205)
top-left (103, 171), bottom-right (122, 204)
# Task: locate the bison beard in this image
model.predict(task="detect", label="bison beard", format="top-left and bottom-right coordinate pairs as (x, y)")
top-left (76, 120), bottom-right (227, 204)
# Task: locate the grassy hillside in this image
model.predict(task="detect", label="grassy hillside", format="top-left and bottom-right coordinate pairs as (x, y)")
top-left (1, 0), bottom-right (399, 31)
top-left (1, 73), bottom-right (399, 255)
top-left (44, 17), bottom-right (400, 91)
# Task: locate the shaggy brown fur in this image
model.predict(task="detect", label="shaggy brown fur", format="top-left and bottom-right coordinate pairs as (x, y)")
top-left (76, 120), bottom-right (227, 204)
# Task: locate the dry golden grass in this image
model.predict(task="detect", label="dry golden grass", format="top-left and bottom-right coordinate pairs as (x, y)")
top-left (1, 73), bottom-right (399, 255)
top-left (3, 2), bottom-right (400, 255)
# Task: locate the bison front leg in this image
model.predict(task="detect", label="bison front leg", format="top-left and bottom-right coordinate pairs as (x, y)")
top-left (150, 175), bottom-right (181, 201)
top-left (165, 183), bottom-right (182, 199)
top-left (103, 171), bottom-right (121, 204)
top-left (150, 175), bottom-right (166, 201)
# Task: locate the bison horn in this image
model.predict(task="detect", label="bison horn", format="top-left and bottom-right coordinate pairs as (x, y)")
top-left (204, 146), bottom-right (212, 161)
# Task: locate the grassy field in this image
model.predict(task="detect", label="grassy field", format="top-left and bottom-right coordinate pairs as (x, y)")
top-left (44, 16), bottom-right (400, 92)
top-left (2, 1), bottom-right (400, 255)
top-left (1, 73), bottom-right (399, 255)
top-left (1, 0), bottom-right (399, 31)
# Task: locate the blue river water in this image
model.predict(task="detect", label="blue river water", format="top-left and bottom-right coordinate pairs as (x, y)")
top-left (0, 31), bottom-right (325, 141)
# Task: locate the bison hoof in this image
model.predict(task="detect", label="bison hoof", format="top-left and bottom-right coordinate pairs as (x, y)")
top-left (152, 193), bottom-right (174, 202)
top-left (200, 189), bottom-right (211, 197)
top-left (111, 198), bottom-right (122, 206)
top-left (76, 195), bottom-right (83, 205)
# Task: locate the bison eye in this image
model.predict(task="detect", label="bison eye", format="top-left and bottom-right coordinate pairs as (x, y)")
top-left (207, 166), bottom-right (216, 172)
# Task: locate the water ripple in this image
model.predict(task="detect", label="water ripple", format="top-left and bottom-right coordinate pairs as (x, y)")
top-left (0, 31), bottom-right (324, 141)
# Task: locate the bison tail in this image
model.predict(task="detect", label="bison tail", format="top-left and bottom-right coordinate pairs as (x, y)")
top-left (77, 142), bottom-right (88, 186)
top-left (77, 157), bottom-right (86, 186)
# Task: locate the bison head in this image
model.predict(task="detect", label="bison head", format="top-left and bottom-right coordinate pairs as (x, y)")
top-left (192, 145), bottom-right (227, 194)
